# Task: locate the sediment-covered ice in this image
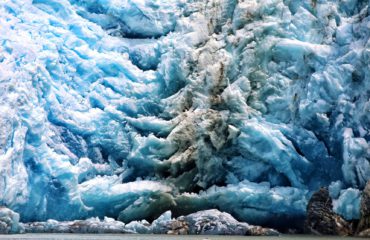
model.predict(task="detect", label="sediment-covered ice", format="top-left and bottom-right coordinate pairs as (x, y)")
top-left (123, 209), bottom-right (279, 235)
top-left (0, 0), bottom-right (369, 230)
top-left (22, 209), bottom-right (278, 235)
top-left (23, 217), bottom-right (129, 233)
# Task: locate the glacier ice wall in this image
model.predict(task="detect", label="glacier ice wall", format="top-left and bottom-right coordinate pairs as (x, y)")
top-left (0, 0), bottom-right (369, 229)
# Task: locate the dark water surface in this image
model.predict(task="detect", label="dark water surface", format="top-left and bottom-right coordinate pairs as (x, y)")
top-left (0, 234), bottom-right (360, 240)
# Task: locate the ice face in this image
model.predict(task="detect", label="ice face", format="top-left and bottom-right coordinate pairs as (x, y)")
top-left (0, 0), bottom-right (369, 229)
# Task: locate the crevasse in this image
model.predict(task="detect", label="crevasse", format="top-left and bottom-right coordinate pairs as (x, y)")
top-left (0, 0), bottom-right (369, 230)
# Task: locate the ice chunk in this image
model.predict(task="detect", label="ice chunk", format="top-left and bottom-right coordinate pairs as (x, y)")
top-left (78, 176), bottom-right (175, 222)
top-left (185, 209), bottom-right (251, 235)
top-left (0, 207), bottom-right (24, 234)
top-left (175, 181), bottom-right (308, 229)
top-left (342, 128), bottom-right (370, 188)
top-left (71, 0), bottom-right (180, 38)
top-left (329, 181), bottom-right (344, 199)
top-left (333, 188), bottom-right (361, 220)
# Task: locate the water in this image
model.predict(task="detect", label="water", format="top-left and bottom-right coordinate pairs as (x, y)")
top-left (0, 235), bottom-right (360, 240)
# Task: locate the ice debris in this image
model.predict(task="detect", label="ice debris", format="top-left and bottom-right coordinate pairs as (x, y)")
top-left (23, 217), bottom-right (129, 234)
top-left (111, 209), bottom-right (278, 236)
top-left (21, 209), bottom-right (278, 235)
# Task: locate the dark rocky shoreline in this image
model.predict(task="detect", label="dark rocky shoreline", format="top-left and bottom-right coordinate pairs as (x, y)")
top-left (305, 181), bottom-right (370, 238)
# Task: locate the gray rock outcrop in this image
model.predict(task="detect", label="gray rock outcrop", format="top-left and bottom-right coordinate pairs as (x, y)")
top-left (305, 188), bottom-right (351, 236)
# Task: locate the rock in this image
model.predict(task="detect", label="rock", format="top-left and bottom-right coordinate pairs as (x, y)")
top-left (305, 188), bottom-right (351, 236)
top-left (358, 228), bottom-right (370, 238)
top-left (0, 207), bottom-right (24, 234)
top-left (248, 225), bottom-right (280, 236)
top-left (357, 181), bottom-right (370, 236)
top-left (165, 219), bottom-right (189, 235)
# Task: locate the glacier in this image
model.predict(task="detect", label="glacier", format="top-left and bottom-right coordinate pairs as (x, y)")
top-left (0, 0), bottom-right (369, 231)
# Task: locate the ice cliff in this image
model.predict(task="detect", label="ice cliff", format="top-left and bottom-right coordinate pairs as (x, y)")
top-left (0, 0), bottom-right (369, 231)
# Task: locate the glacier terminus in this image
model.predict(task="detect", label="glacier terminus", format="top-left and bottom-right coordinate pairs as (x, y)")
top-left (0, 0), bottom-right (369, 234)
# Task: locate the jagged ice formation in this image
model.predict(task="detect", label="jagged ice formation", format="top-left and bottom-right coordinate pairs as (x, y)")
top-left (0, 0), bottom-right (369, 231)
